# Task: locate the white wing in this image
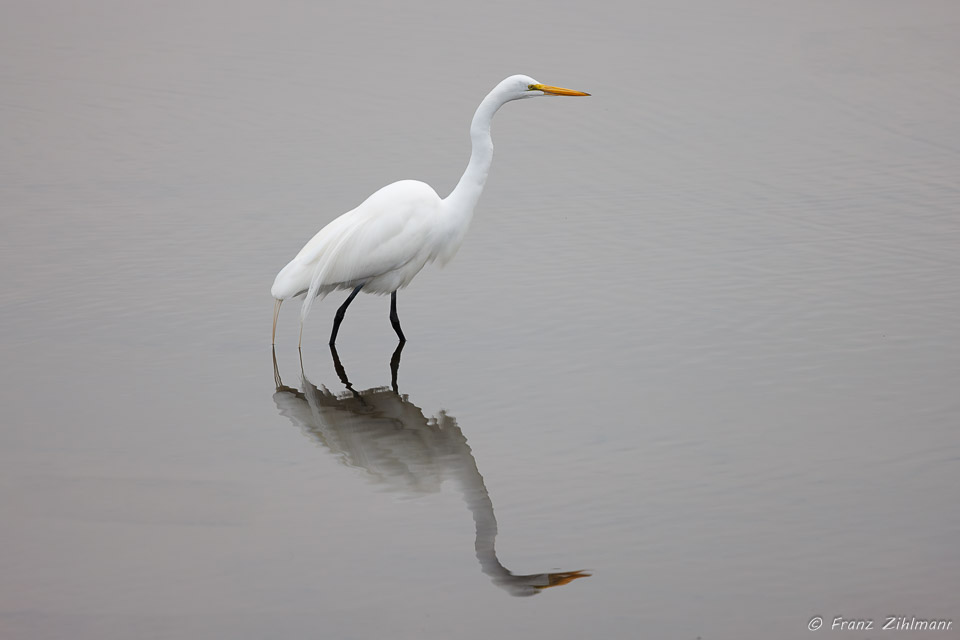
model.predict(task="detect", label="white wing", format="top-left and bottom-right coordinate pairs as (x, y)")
top-left (297, 180), bottom-right (443, 322)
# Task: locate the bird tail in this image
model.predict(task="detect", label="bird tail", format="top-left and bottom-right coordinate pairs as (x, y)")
top-left (300, 261), bottom-right (332, 324)
top-left (299, 226), bottom-right (364, 325)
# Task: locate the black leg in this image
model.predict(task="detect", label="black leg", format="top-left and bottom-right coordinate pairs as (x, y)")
top-left (329, 344), bottom-right (348, 386)
top-left (329, 285), bottom-right (363, 345)
top-left (390, 291), bottom-right (406, 343)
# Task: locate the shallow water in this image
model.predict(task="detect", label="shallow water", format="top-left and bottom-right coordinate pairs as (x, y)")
top-left (2, 1), bottom-right (959, 639)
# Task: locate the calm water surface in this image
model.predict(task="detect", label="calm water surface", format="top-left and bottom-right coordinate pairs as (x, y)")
top-left (2, 1), bottom-right (959, 639)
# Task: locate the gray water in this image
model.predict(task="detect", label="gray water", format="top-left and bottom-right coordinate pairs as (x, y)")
top-left (2, 1), bottom-right (959, 639)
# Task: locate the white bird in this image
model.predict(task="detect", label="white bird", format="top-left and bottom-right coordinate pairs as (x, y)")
top-left (271, 74), bottom-right (590, 346)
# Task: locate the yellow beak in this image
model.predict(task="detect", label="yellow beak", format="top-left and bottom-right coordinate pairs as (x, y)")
top-left (530, 83), bottom-right (591, 97)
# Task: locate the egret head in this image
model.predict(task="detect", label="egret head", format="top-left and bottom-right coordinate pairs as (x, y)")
top-left (495, 74), bottom-right (591, 102)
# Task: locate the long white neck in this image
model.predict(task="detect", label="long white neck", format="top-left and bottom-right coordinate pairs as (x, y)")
top-left (442, 88), bottom-right (512, 216)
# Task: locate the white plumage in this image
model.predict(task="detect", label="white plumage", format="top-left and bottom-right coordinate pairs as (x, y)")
top-left (272, 180), bottom-right (445, 307)
top-left (271, 74), bottom-right (590, 346)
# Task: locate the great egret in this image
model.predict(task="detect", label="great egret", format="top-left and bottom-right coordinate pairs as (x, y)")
top-left (271, 74), bottom-right (590, 346)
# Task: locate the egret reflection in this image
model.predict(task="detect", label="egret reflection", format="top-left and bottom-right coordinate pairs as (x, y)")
top-left (272, 344), bottom-right (589, 597)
